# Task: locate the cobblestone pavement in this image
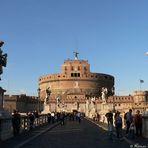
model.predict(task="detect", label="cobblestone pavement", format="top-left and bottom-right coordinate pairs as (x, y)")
top-left (20, 119), bottom-right (131, 148)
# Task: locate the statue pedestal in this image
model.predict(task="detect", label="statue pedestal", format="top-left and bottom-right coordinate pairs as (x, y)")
top-left (88, 101), bottom-right (96, 118)
top-left (0, 87), bottom-right (13, 140)
top-left (42, 103), bottom-right (50, 114)
top-left (99, 102), bottom-right (111, 122)
top-left (100, 102), bottom-right (108, 113)
top-left (89, 108), bottom-right (96, 118)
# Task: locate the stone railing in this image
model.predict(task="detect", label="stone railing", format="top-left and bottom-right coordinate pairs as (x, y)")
top-left (20, 114), bottom-right (48, 131)
top-left (0, 113), bottom-right (49, 140)
top-left (0, 115), bottom-right (12, 140)
top-left (142, 112), bottom-right (148, 138)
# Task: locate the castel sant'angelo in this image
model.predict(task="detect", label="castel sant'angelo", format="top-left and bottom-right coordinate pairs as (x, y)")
top-left (39, 52), bottom-right (148, 117)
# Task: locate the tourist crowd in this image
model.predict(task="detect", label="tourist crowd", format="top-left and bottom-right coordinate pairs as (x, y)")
top-left (105, 109), bottom-right (142, 140)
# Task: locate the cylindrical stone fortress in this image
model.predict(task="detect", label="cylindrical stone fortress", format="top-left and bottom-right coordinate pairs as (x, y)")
top-left (39, 56), bottom-right (114, 104)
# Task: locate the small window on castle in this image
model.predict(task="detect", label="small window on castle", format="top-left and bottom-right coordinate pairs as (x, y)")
top-left (58, 75), bottom-right (60, 78)
top-left (78, 66), bottom-right (80, 70)
top-left (65, 66), bottom-right (67, 70)
top-left (105, 76), bottom-right (108, 79)
top-left (71, 66), bottom-right (74, 70)
top-left (71, 73), bottom-right (80, 77)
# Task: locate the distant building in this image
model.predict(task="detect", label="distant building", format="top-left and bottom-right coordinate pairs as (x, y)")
top-left (4, 94), bottom-right (43, 113)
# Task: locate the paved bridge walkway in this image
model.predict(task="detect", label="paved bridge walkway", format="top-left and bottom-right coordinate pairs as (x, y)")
top-left (1, 118), bottom-right (148, 148)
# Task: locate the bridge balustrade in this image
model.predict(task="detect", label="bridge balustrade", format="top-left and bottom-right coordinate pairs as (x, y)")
top-left (0, 113), bottom-right (49, 140)
top-left (20, 114), bottom-right (48, 132)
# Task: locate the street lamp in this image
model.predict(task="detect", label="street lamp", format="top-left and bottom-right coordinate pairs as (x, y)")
top-left (0, 40), bottom-right (7, 109)
top-left (37, 88), bottom-right (41, 112)
top-left (146, 52), bottom-right (148, 55)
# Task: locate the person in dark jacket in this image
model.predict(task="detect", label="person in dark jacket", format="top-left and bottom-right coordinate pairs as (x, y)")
top-left (114, 112), bottom-right (123, 139)
top-left (12, 110), bottom-right (21, 136)
top-left (105, 110), bottom-right (113, 126)
top-left (125, 109), bottom-right (133, 135)
top-left (28, 112), bottom-right (35, 130)
top-left (134, 110), bottom-right (142, 136)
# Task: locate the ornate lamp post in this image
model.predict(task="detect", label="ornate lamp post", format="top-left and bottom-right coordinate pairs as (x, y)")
top-left (0, 40), bottom-right (12, 140)
top-left (37, 88), bottom-right (41, 112)
top-left (0, 41), bottom-right (7, 110)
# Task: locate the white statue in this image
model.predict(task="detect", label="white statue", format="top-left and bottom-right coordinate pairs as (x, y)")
top-left (91, 97), bottom-right (95, 108)
top-left (73, 51), bottom-right (79, 60)
top-left (101, 87), bottom-right (108, 103)
top-left (91, 97), bottom-right (96, 103)
top-left (44, 87), bottom-right (51, 104)
top-left (56, 96), bottom-right (60, 104)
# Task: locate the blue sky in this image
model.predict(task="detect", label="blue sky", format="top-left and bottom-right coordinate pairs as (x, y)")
top-left (0, 0), bottom-right (148, 96)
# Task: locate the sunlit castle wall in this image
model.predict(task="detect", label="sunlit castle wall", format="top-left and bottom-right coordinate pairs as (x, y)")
top-left (133, 91), bottom-right (148, 102)
top-left (39, 58), bottom-right (115, 102)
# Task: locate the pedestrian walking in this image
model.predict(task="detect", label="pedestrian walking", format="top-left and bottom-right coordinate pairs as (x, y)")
top-left (12, 110), bottom-right (21, 136)
top-left (28, 112), bottom-right (35, 130)
top-left (47, 113), bottom-right (51, 124)
top-left (134, 110), bottom-right (142, 137)
top-left (60, 112), bottom-right (65, 125)
top-left (105, 110), bottom-right (113, 126)
top-left (51, 112), bottom-right (55, 123)
top-left (77, 112), bottom-right (81, 123)
top-left (114, 111), bottom-right (123, 139)
top-left (33, 110), bottom-right (39, 127)
top-left (108, 118), bottom-right (113, 140)
top-left (125, 109), bottom-right (133, 136)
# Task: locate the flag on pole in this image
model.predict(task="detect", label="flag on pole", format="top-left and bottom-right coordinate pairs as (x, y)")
top-left (140, 80), bottom-right (144, 83)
